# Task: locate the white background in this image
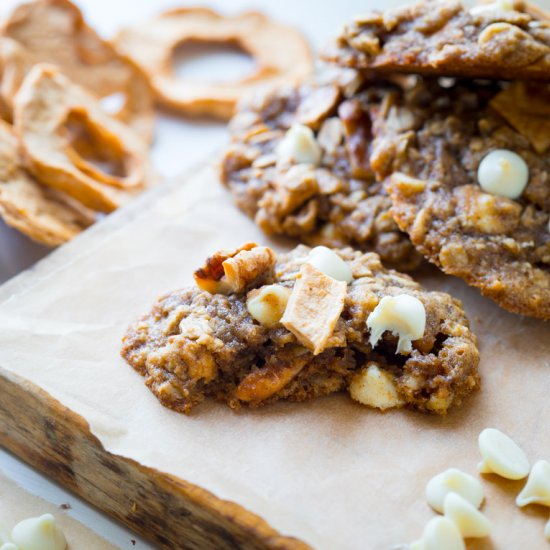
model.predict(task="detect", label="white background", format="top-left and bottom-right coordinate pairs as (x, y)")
top-left (0, 0), bottom-right (379, 547)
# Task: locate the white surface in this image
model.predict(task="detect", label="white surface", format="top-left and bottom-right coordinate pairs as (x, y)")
top-left (0, 0), bottom-right (376, 547)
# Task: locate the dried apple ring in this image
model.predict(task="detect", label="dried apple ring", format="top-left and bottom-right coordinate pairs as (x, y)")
top-left (3, 0), bottom-right (155, 142)
top-left (115, 8), bottom-right (313, 119)
top-left (0, 120), bottom-right (95, 246)
top-left (0, 38), bottom-right (31, 123)
top-left (14, 64), bottom-right (157, 213)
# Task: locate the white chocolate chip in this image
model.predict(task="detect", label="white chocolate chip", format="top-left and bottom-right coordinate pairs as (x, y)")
top-left (276, 124), bottom-right (322, 166)
top-left (422, 517), bottom-right (465, 550)
top-left (246, 285), bottom-right (291, 328)
top-left (478, 428), bottom-right (530, 480)
top-left (545, 516), bottom-right (550, 540)
top-left (443, 493), bottom-right (492, 538)
top-left (306, 246), bottom-right (353, 283)
top-left (516, 460), bottom-right (550, 507)
top-left (0, 544), bottom-right (19, 550)
top-left (426, 468), bottom-right (484, 513)
top-left (477, 149), bottom-right (529, 199)
top-left (11, 514), bottom-right (66, 550)
top-left (367, 294), bottom-right (426, 354)
top-left (349, 363), bottom-right (405, 410)
top-left (408, 540), bottom-right (424, 550)
top-left (470, 0), bottom-right (513, 14)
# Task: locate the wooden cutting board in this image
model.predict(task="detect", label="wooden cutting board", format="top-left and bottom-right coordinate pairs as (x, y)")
top-left (0, 163), bottom-right (548, 550)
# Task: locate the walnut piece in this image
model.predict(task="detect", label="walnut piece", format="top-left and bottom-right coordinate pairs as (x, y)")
top-left (194, 242), bottom-right (276, 294)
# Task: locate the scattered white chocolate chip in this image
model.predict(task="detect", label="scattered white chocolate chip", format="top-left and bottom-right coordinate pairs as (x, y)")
top-left (477, 149), bottom-right (529, 199)
top-left (367, 294), bottom-right (426, 354)
top-left (306, 246), bottom-right (353, 283)
top-left (443, 492), bottom-right (492, 538)
top-left (422, 516), bottom-right (465, 550)
top-left (470, 0), bottom-right (513, 15)
top-left (246, 284), bottom-right (291, 328)
top-left (545, 515), bottom-right (550, 540)
top-left (478, 428), bottom-right (530, 480)
top-left (349, 363), bottom-right (404, 410)
top-left (0, 544), bottom-right (19, 550)
top-left (11, 514), bottom-right (66, 550)
top-left (276, 123), bottom-right (321, 166)
top-left (516, 460), bottom-right (550, 507)
top-left (426, 468), bottom-right (484, 513)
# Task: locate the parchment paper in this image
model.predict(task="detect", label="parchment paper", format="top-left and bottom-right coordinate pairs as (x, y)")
top-left (0, 469), bottom-right (116, 549)
top-left (0, 163), bottom-right (549, 550)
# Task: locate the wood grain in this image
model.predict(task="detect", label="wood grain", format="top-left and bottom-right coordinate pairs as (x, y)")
top-left (0, 367), bottom-right (310, 550)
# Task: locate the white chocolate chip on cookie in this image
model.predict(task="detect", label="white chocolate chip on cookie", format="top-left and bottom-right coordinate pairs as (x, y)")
top-left (349, 363), bottom-right (404, 410)
top-left (478, 428), bottom-right (530, 480)
top-left (11, 514), bottom-right (66, 550)
top-left (276, 123), bottom-right (321, 166)
top-left (426, 468), bottom-right (484, 513)
top-left (422, 516), bottom-right (465, 550)
top-left (367, 294), bottom-right (426, 354)
top-left (477, 149), bottom-right (529, 199)
top-left (516, 460), bottom-right (550, 507)
top-left (246, 284), bottom-right (291, 328)
top-left (443, 493), bottom-right (492, 538)
top-left (306, 246), bottom-right (353, 283)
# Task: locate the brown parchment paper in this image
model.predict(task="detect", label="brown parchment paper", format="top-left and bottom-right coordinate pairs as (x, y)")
top-left (0, 469), bottom-right (116, 549)
top-left (0, 163), bottom-right (549, 550)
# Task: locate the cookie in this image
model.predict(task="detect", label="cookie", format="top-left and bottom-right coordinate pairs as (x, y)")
top-left (122, 243), bottom-right (479, 415)
top-left (0, 120), bottom-right (95, 246)
top-left (221, 72), bottom-right (422, 271)
top-left (324, 0), bottom-right (550, 80)
top-left (370, 77), bottom-right (550, 319)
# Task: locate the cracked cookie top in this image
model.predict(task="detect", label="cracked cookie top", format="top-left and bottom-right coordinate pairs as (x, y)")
top-left (324, 0), bottom-right (550, 80)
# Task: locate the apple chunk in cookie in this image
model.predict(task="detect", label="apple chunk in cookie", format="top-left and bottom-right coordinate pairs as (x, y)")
top-left (371, 78), bottom-right (550, 319)
top-left (121, 243), bottom-right (479, 414)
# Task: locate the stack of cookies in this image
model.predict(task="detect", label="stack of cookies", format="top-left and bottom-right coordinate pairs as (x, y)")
top-left (221, 0), bottom-right (550, 320)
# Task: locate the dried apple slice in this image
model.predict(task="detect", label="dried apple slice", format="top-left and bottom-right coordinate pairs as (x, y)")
top-left (3, 0), bottom-right (154, 142)
top-left (0, 120), bottom-right (95, 246)
top-left (115, 7), bottom-right (313, 119)
top-left (14, 64), bottom-right (157, 213)
top-left (0, 38), bottom-right (30, 123)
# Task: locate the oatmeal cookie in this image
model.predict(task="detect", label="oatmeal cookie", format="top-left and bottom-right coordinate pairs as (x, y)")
top-left (122, 243), bottom-right (479, 415)
top-left (220, 72), bottom-right (422, 271)
top-left (370, 78), bottom-right (550, 319)
top-left (324, 0), bottom-right (550, 80)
